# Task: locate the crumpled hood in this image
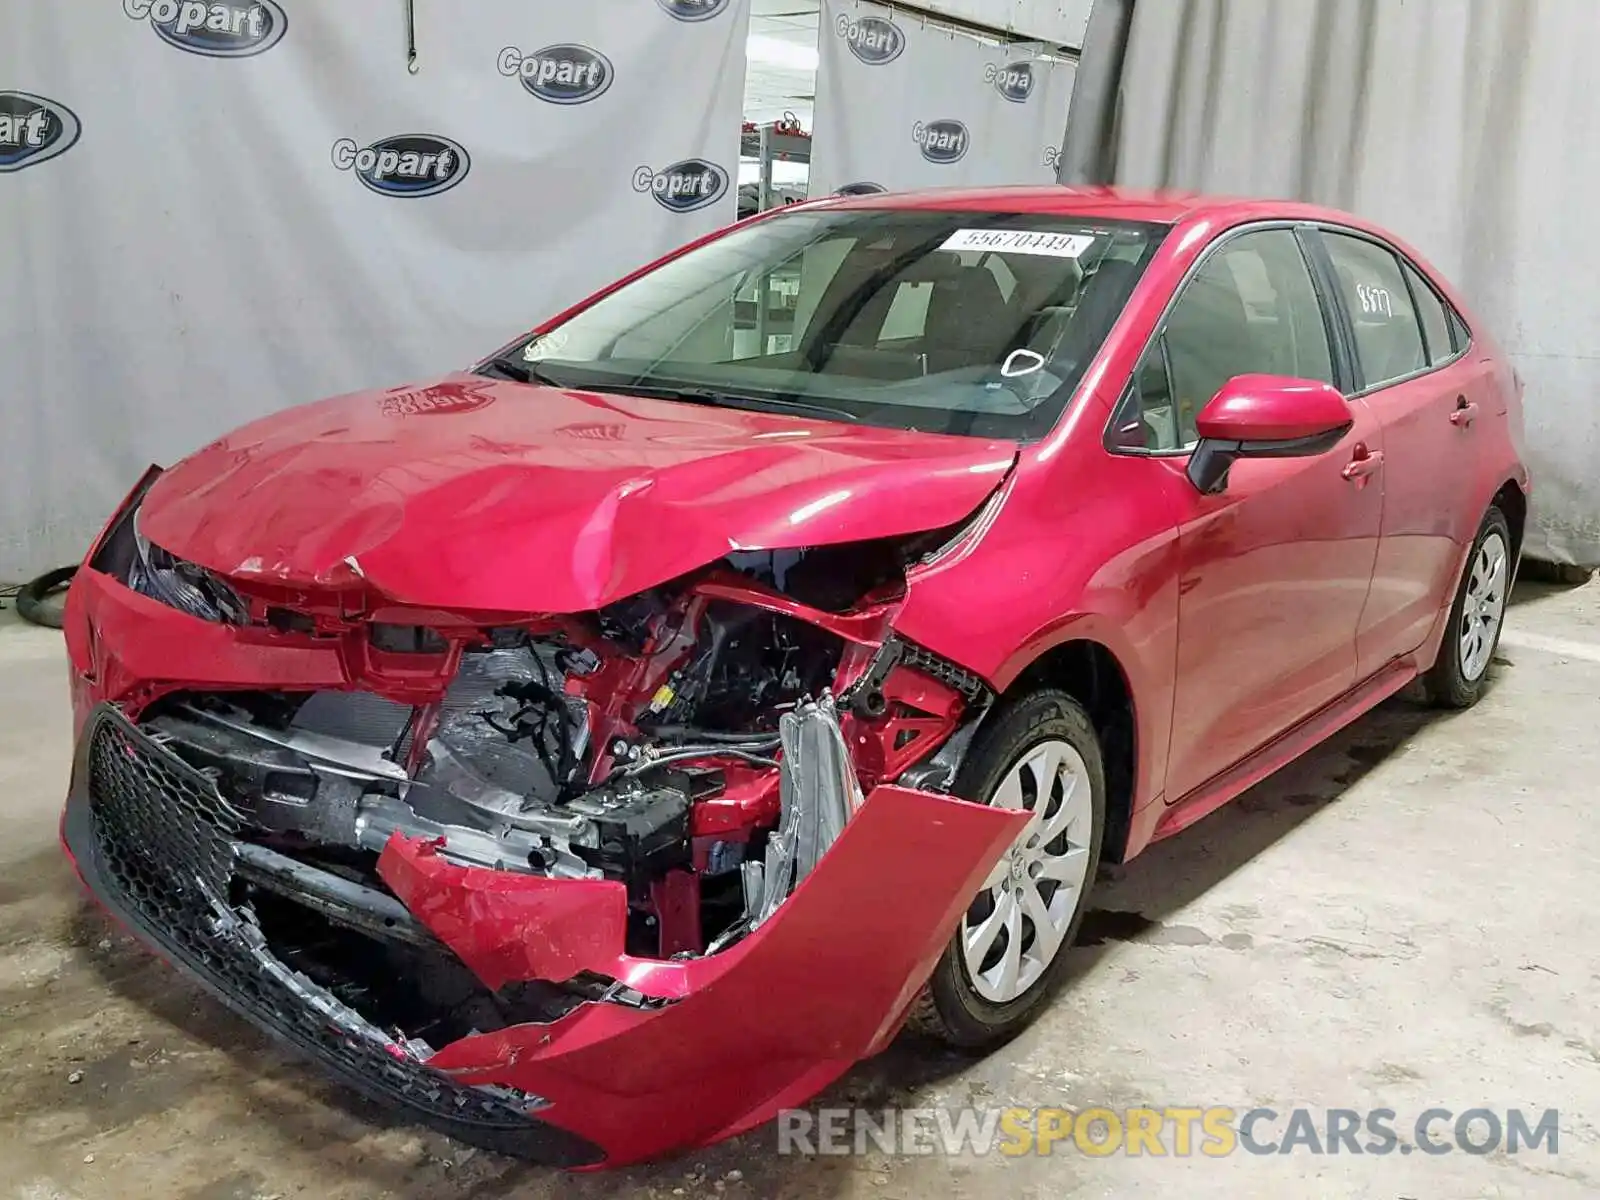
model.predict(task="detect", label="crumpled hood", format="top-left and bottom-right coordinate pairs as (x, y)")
top-left (139, 374), bottom-right (1016, 613)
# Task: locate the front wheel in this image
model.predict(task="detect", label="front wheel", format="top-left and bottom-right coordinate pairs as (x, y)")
top-left (908, 690), bottom-right (1105, 1050)
top-left (1422, 505), bottom-right (1513, 709)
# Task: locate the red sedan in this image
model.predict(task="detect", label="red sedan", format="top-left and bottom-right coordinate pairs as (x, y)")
top-left (60, 187), bottom-right (1527, 1167)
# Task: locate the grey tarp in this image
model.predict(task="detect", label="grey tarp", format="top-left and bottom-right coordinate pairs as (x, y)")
top-left (1064, 0), bottom-right (1599, 567)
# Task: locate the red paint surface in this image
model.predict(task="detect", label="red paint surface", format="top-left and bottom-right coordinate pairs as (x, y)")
top-left (379, 837), bottom-right (634, 994)
top-left (137, 377), bottom-right (1013, 614)
top-left (1194, 375), bottom-right (1354, 442)
top-left (415, 785), bottom-right (1028, 1167)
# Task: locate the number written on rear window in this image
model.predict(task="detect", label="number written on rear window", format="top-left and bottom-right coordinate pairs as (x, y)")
top-left (1356, 283), bottom-right (1395, 318)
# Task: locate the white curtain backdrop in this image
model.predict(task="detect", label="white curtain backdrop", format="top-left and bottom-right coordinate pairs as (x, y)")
top-left (0, 0), bottom-right (751, 579)
top-left (1099, 0), bottom-right (1600, 567)
top-left (810, 0), bottom-right (1074, 196)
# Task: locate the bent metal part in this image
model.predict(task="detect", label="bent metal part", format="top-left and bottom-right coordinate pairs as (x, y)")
top-left (60, 448), bottom-right (1025, 1167)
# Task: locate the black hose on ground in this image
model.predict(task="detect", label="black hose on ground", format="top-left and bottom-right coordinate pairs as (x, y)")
top-left (15, 565), bottom-right (77, 629)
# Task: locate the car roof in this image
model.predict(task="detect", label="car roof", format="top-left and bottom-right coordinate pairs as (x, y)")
top-left (812, 184), bottom-right (1378, 233)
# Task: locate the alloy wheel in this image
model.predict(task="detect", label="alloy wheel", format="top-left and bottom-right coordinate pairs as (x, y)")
top-left (961, 739), bottom-right (1093, 1004)
top-left (1459, 530), bottom-right (1509, 682)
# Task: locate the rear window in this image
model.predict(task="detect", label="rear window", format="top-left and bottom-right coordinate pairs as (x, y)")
top-left (1321, 232), bottom-right (1428, 388)
top-left (494, 208), bottom-right (1165, 440)
top-left (1400, 259), bottom-right (1457, 366)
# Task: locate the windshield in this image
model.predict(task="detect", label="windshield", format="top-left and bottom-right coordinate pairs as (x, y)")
top-left (485, 208), bottom-right (1165, 440)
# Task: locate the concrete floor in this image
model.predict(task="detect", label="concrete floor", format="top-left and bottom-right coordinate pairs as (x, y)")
top-left (3, 577), bottom-right (1599, 1200)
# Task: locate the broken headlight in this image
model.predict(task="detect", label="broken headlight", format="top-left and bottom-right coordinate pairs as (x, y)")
top-left (91, 469), bottom-right (248, 626)
top-left (125, 507), bottom-right (249, 624)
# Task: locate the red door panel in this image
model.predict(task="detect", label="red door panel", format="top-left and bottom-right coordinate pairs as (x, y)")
top-left (1356, 358), bottom-right (1488, 670)
top-left (1163, 397), bottom-right (1383, 803)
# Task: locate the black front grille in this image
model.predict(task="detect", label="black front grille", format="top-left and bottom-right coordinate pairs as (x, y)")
top-left (81, 708), bottom-right (545, 1133)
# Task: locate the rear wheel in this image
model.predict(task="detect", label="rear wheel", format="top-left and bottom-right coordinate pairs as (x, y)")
top-left (909, 690), bottom-right (1105, 1049)
top-left (1423, 506), bottom-right (1512, 709)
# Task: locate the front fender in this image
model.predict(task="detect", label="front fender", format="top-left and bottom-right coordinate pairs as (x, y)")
top-left (891, 443), bottom-right (1184, 824)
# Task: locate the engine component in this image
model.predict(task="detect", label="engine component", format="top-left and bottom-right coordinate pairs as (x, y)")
top-left (642, 600), bottom-right (839, 734)
top-left (419, 643), bottom-right (589, 809)
top-left (146, 684), bottom-right (694, 886)
top-left (133, 570), bottom-right (941, 965)
top-left (354, 790), bottom-right (596, 878)
top-left (567, 784), bottom-right (691, 898)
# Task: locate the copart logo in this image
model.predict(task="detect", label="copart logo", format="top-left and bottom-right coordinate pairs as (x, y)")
top-left (655, 0), bottom-right (730, 21)
top-left (985, 60), bottom-right (1035, 102)
top-left (633, 159), bottom-right (729, 213)
top-left (0, 92), bottom-right (81, 173)
top-left (122, 0), bottom-right (288, 58)
top-left (834, 181), bottom-right (887, 196)
top-left (836, 13), bottom-right (904, 65)
top-left (498, 44), bottom-right (614, 104)
top-left (913, 119), bottom-right (970, 165)
top-left (332, 135), bottom-right (470, 198)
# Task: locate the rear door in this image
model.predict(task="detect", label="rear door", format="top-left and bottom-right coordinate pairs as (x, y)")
top-left (1108, 226), bottom-right (1383, 804)
top-left (1311, 230), bottom-right (1484, 672)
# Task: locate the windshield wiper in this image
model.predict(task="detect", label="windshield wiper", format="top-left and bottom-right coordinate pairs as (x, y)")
top-left (477, 354), bottom-right (567, 387)
top-left (617, 383), bottom-right (862, 423)
top-left (477, 363), bottom-right (863, 424)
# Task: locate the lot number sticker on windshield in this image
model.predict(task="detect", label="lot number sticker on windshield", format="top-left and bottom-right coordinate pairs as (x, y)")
top-left (941, 229), bottom-right (1096, 257)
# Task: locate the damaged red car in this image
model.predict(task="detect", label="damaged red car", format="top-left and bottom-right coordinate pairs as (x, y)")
top-left (61, 187), bottom-right (1528, 1168)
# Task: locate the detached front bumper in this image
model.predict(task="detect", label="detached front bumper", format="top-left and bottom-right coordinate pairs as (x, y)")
top-left (61, 704), bottom-right (1026, 1168)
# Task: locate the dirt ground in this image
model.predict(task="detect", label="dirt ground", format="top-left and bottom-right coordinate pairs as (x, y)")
top-left (3, 577), bottom-right (1600, 1199)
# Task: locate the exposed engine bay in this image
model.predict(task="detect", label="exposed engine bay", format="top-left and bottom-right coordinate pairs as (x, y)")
top-left (122, 543), bottom-right (990, 1042)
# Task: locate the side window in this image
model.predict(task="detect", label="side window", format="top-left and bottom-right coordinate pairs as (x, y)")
top-left (1321, 233), bottom-right (1427, 388)
top-left (1149, 229), bottom-right (1334, 449)
top-left (1401, 260), bottom-right (1455, 366)
top-left (1110, 337), bottom-right (1179, 450)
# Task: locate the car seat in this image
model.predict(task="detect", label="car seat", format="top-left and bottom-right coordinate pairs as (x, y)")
top-left (919, 264), bottom-right (1019, 373)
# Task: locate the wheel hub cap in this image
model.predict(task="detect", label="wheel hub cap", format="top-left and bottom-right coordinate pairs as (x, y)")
top-left (961, 739), bottom-right (1093, 1005)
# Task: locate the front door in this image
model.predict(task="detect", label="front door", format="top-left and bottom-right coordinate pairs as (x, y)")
top-left (1117, 227), bottom-right (1384, 803)
top-left (1163, 400), bottom-right (1384, 801)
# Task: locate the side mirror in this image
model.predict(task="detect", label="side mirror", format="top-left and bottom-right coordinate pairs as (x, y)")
top-left (1186, 375), bottom-right (1353, 494)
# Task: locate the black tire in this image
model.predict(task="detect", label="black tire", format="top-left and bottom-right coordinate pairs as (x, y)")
top-left (16, 564), bottom-right (76, 629)
top-left (908, 689), bottom-right (1105, 1050)
top-left (1422, 506), bottom-right (1513, 709)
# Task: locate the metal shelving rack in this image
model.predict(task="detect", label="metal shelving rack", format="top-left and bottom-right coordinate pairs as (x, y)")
top-left (733, 120), bottom-right (812, 353)
top-left (740, 124), bottom-right (812, 213)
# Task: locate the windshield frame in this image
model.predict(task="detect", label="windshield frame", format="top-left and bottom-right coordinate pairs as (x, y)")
top-left (477, 205), bottom-right (1171, 443)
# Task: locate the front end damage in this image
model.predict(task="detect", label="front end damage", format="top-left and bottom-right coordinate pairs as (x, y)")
top-left (60, 478), bottom-right (1027, 1166)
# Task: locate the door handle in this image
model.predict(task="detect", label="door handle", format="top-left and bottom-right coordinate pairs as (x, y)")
top-left (1450, 396), bottom-right (1479, 427)
top-left (1341, 449), bottom-right (1384, 481)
